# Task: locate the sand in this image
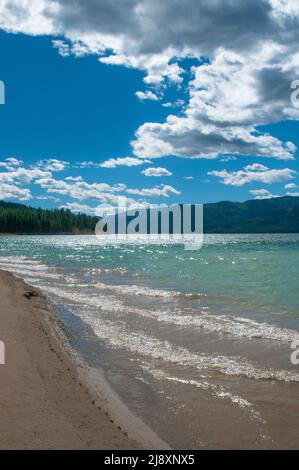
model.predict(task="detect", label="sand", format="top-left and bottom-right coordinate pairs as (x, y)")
top-left (0, 269), bottom-right (143, 450)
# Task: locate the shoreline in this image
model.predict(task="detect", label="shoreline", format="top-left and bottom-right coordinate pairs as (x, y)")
top-left (0, 269), bottom-right (168, 450)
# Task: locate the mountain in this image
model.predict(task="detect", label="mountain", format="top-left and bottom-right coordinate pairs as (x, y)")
top-left (204, 196), bottom-right (299, 233)
top-left (0, 196), bottom-right (298, 234)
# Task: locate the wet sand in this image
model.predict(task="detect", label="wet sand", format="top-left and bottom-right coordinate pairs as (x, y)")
top-left (0, 269), bottom-right (156, 450)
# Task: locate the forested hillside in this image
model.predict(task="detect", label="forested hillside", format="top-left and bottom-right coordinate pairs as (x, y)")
top-left (1, 196), bottom-right (299, 234)
top-left (0, 201), bottom-right (98, 234)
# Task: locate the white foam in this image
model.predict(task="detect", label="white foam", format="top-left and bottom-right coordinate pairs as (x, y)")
top-left (2, 264), bottom-right (297, 382)
top-left (37, 283), bottom-right (299, 344)
top-left (145, 366), bottom-right (262, 414)
top-left (0, 257), bottom-right (62, 280)
top-left (94, 282), bottom-right (179, 298)
top-left (143, 367), bottom-right (270, 439)
top-left (133, 308), bottom-right (299, 343)
top-left (69, 307), bottom-right (299, 383)
top-left (0, 265), bottom-right (62, 280)
top-left (0, 256), bottom-right (41, 265)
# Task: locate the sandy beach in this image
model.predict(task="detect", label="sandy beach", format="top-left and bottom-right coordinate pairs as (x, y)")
top-left (0, 269), bottom-right (142, 450)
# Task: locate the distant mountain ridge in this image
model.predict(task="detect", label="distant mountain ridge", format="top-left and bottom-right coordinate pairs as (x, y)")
top-left (0, 196), bottom-right (299, 234)
top-left (204, 196), bottom-right (299, 233)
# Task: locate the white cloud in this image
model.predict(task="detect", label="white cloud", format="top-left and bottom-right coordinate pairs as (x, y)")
top-left (100, 53), bottom-right (184, 87)
top-left (1, 1), bottom-right (299, 163)
top-left (0, 0), bottom-right (57, 35)
top-left (100, 157), bottom-right (151, 168)
top-left (127, 184), bottom-right (180, 197)
top-left (135, 90), bottom-right (160, 101)
top-left (0, 157), bottom-right (23, 170)
top-left (0, 167), bottom-right (52, 184)
top-left (0, 160), bottom-right (53, 203)
top-left (244, 164), bottom-right (269, 171)
top-left (65, 176), bottom-right (83, 181)
top-left (250, 189), bottom-right (279, 200)
top-left (35, 176), bottom-right (127, 203)
top-left (0, 157), bottom-right (180, 206)
top-left (132, 43), bottom-right (299, 160)
top-left (209, 166), bottom-right (296, 186)
top-left (36, 195), bottom-right (61, 202)
top-left (52, 39), bottom-right (92, 57)
top-left (219, 156), bottom-right (237, 162)
top-left (37, 159), bottom-right (69, 172)
top-left (59, 202), bottom-right (97, 214)
top-left (0, 182), bottom-right (32, 201)
top-left (162, 99), bottom-right (185, 108)
top-left (251, 187), bottom-right (299, 199)
top-left (52, 39), bottom-right (71, 57)
top-left (141, 167), bottom-right (172, 177)
top-left (132, 116), bottom-right (297, 161)
top-left (75, 161), bottom-right (98, 168)
top-left (284, 182), bottom-right (298, 189)
top-left (182, 176), bottom-right (194, 180)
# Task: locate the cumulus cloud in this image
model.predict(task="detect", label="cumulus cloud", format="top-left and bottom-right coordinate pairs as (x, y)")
top-left (0, 182), bottom-right (32, 201)
top-left (0, 159), bottom-right (52, 202)
top-left (162, 99), bottom-right (185, 108)
top-left (0, 157), bottom-right (23, 170)
top-left (100, 157), bottom-right (151, 168)
top-left (244, 164), bottom-right (269, 171)
top-left (36, 195), bottom-right (61, 202)
top-left (59, 202), bottom-right (97, 214)
top-left (141, 167), bottom-right (172, 177)
top-left (0, 156), bottom-right (180, 206)
top-left (52, 39), bottom-right (91, 57)
top-left (35, 176), bottom-right (127, 203)
top-left (135, 90), bottom-right (160, 101)
top-left (250, 187), bottom-right (299, 199)
top-left (285, 182), bottom-right (298, 189)
top-left (65, 176), bottom-right (83, 181)
top-left (1, 1), bottom-right (299, 162)
top-left (127, 184), bottom-right (180, 197)
top-left (209, 165), bottom-right (296, 186)
top-left (250, 188), bottom-right (279, 199)
top-left (37, 158), bottom-right (69, 172)
top-left (0, 167), bottom-right (51, 184)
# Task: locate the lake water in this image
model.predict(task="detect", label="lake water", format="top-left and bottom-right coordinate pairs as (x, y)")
top-left (1, 234), bottom-right (299, 449)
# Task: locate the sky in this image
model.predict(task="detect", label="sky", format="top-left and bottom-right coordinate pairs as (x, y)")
top-left (0, 0), bottom-right (299, 214)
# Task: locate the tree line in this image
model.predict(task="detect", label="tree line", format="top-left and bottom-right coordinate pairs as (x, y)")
top-left (0, 201), bottom-right (98, 234)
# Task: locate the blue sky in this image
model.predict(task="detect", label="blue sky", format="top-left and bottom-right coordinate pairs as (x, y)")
top-left (0, 1), bottom-right (299, 213)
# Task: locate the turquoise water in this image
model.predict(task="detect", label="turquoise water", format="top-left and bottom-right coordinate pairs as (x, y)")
top-left (1, 234), bottom-right (299, 448)
top-left (0, 233), bottom-right (298, 325)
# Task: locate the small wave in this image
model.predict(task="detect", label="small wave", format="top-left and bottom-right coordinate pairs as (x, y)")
top-left (134, 309), bottom-right (299, 344)
top-left (0, 256), bottom-right (41, 265)
top-left (94, 282), bottom-right (180, 298)
top-left (2, 269), bottom-right (298, 383)
top-left (37, 283), bottom-right (299, 344)
top-left (144, 366), bottom-right (264, 417)
top-left (0, 257), bottom-right (64, 281)
top-left (68, 308), bottom-right (299, 383)
top-left (93, 281), bottom-right (206, 299)
top-left (0, 265), bottom-right (62, 280)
